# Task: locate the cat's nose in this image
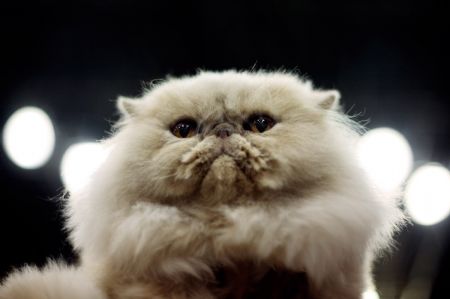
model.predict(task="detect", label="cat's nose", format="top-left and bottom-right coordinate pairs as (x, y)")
top-left (213, 123), bottom-right (234, 139)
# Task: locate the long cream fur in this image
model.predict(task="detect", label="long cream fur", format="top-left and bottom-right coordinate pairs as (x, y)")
top-left (0, 71), bottom-right (404, 299)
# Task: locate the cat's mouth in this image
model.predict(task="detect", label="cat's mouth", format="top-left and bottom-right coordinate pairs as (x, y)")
top-left (178, 135), bottom-right (271, 202)
top-left (180, 135), bottom-right (270, 178)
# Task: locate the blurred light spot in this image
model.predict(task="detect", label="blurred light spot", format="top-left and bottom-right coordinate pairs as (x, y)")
top-left (60, 142), bottom-right (108, 191)
top-left (2, 106), bottom-right (55, 169)
top-left (405, 163), bottom-right (450, 225)
top-left (357, 127), bottom-right (413, 193)
top-left (363, 289), bottom-right (380, 299)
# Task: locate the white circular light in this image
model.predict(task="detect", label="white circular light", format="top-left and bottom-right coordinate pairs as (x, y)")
top-left (357, 127), bottom-right (413, 193)
top-left (405, 164), bottom-right (450, 226)
top-left (2, 106), bottom-right (55, 169)
top-left (60, 142), bottom-right (108, 191)
top-left (363, 289), bottom-right (380, 299)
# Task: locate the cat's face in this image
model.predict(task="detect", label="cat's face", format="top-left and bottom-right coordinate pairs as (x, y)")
top-left (112, 71), bottom-right (341, 205)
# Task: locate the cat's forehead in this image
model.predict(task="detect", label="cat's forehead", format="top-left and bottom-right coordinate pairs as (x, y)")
top-left (140, 71), bottom-right (318, 122)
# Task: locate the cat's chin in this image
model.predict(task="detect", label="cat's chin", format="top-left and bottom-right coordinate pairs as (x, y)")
top-left (199, 155), bottom-right (255, 205)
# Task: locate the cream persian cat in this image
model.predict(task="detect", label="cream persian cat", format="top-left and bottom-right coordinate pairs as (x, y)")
top-left (0, 71), bottom-right (404, 299)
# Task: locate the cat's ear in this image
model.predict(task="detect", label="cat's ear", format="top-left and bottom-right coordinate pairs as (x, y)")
top-left (317, 90), bottom-right (340, 110)
top-left (117, 96), bottom-right (139, 117)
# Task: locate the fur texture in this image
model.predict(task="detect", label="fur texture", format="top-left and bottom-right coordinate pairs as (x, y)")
top-left (0, 71), bottom-right (404, 299)
top-left (0, 262), bottom-right (107, 299)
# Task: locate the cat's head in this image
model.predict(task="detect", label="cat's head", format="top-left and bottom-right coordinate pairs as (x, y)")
top-left (109, 71), bottom-right (352, 206)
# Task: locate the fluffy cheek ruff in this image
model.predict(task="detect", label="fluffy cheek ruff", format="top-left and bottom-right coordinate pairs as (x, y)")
top-left (245, 121), bottom-right (340, 192)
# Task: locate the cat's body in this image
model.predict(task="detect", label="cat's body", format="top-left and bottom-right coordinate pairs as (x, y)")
top-left (0, 71), bottom-right (404, 299)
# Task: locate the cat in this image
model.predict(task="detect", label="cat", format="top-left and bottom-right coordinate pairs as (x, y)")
top-left (0, 70), bottom-right (404, 299)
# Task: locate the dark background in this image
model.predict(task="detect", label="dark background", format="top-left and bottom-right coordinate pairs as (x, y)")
top-left (0, 1), bottom-right (449, 298)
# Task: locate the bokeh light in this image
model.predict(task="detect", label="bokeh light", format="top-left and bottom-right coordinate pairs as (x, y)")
top-left (60, 142), bottom-right (108, 191)
top-left (2, 106), bottom-right (55, 169)
top-left (357, 127), bottom-right (413, 193)
top-left (405, 163), bottom-right (450, 226)
top-left (363, 289), bottom-right (380, 299)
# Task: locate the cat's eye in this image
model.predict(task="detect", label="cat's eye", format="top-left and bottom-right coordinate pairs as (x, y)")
top-left (171, 119), bottom-right (198, 138)
top-left (243, 115), bottom-right (275, 133)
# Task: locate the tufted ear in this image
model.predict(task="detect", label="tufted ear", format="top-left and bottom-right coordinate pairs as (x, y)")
top-left (117, 96), bottom-right (139, 117)
top-left (317, 90), bottom-right (341, 110)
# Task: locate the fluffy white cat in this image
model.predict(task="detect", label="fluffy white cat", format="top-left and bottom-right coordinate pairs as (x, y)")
top-left (0, 71), bottom-right (404, 299)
